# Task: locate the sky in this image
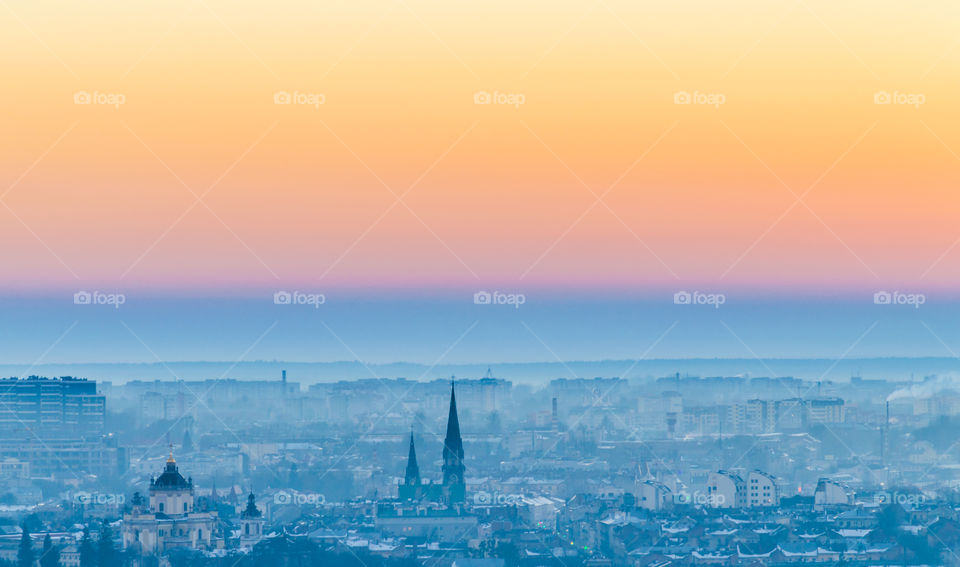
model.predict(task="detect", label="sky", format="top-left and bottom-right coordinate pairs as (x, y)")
top-left (1, 1), bottom-right (959, 366)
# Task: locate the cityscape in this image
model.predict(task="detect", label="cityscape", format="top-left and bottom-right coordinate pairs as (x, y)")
top-left (1, 370), bottom-right (960, 565)
top-left (3, 0), bottom-right (960, 566)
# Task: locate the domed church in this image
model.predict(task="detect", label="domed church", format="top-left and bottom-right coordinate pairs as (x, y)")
top-left (122, 449), bottom-right (221, 554)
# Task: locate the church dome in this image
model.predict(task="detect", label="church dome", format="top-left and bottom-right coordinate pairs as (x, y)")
top-left (151, 451), bottom-right (192, 490)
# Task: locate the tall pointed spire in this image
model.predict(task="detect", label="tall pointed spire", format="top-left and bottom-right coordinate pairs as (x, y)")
top-left (442, 380), bottom-right (465, 504)
top-left (404, 431), bottom-right (421, 486)
top-left (444, 380), bottom-right (462, 448)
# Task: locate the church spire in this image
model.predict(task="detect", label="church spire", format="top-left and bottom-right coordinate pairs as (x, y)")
top-left (444, 380), bottom-right (462, 447)
top-left (404, 431), bottom-right (421, 486)
top-left (442, 380), bottom-right (465, 504)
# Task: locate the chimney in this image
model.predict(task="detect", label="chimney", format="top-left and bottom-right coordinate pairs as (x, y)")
top-left (881, 401), bottom-right (890, 467)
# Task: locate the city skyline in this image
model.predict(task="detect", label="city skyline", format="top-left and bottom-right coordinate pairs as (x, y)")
top-left (3, 3), bottom-right (960, 565)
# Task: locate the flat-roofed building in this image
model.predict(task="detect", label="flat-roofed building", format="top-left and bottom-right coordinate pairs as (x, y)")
top-left (0, 376), bottom-right (105, 434)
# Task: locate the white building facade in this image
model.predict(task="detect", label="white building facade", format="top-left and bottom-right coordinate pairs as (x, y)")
top-left (121, 453), bottom-right (220, 555)
top-left (706, 471), bottom-right (745, 508)
top-left (747, 470), bottom-right (780, 507)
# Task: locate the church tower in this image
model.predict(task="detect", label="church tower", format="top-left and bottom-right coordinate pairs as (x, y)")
top-left (441, 381), bottom-right (466, 504)
top-left (149, 448), bottom-right (194, 515)
top-left (239, 493), bottom-right (264, 548)
top-left (398, 432), bottom-right (423, 500)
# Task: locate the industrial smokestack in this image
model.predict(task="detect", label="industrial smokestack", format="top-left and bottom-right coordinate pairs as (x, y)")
top-left (881, 401), bottom-right (890, 467)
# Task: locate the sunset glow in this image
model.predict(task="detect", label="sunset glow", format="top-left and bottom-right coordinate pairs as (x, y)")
top-left (2, 1), bottom-right (960, 295)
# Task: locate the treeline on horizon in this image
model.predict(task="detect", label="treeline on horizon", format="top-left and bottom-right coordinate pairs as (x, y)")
top-left (0, 357), bottom-right (957, 384)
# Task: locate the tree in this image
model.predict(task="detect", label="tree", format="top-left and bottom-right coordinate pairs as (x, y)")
top-left (494, 541), bottom-right (521, 567)
top-left (79, 526), bottom-right (96, 567)
top-left (98, 521), bottom-right (118, 567)
top-left (17, 523), bottom-right (33, 567)
top-left (40, 534), bottom-right (60, 567)
top-left (878, 503), bottom-right (906, 536)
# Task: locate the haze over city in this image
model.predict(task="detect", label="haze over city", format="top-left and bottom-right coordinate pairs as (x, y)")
top-left (2, 1), bottom-right (960, 566)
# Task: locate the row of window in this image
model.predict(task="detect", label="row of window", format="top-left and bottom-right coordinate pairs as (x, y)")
top-left (147, 528), bottom-right (203, 538)
top-left (155, 502), bottom-right (191, 513)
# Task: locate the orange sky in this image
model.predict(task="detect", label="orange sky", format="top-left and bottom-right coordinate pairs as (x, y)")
top-left (2, 0), bottom-right (960, 294)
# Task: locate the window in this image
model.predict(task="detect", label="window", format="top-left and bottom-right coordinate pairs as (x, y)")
top-left (183, 502), bottom-right (188, 512)
top-left (158, 502), bottom-right (164, 512)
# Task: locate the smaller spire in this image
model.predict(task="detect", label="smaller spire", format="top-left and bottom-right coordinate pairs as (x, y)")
top-left (404, 430), bottom-right (421, 486)
top-left (167, 443), bottom-right (175, 463)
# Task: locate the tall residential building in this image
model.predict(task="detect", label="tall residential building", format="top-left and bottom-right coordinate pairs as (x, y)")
top-left (747, 470), bottom-right (780, 507)
top-left (728, 397), bottom-right (846, 434)
top-left (774, 398), bottom-right (806, 430)
top-left (0, 376), bottom-right (105, 434)
top-left (807, 397), bottom-right (845, 424)
top-left (452, 375), bottom-right (510, 413)
top-left (706, 471), bottom-right (746, 508)
top-left (0, 436), bottom-right (125, 477)
top-left (743, 399), bottom-right (775, 433)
